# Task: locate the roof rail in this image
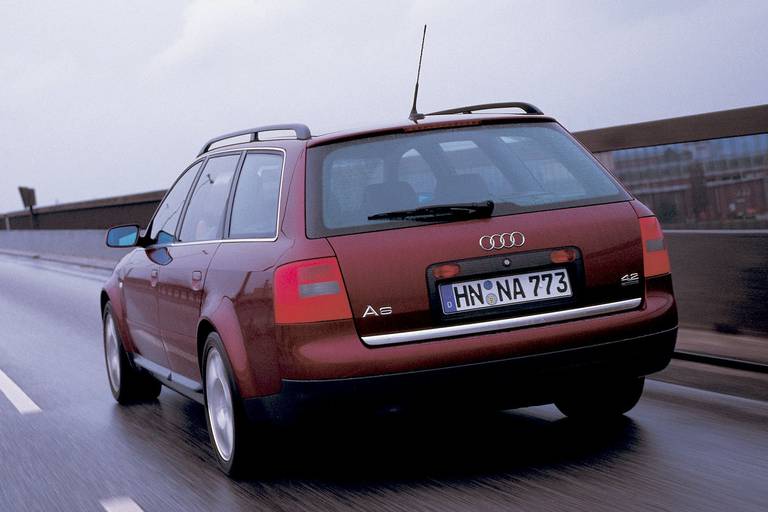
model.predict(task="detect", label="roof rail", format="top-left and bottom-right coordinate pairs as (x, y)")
top-left (426, 102), bottom-right (544, 116)
top-left (198, 123), bottom-right (311, 156)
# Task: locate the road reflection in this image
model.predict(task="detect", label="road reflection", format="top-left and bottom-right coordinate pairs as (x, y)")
top-left (111, 394), bottom-right (641, 483)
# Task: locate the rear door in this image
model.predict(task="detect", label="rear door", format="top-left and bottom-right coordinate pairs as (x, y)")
top-left (306, 122), bottom-right (643, 340)
top-left (157, 152), bottom-right (241, 385)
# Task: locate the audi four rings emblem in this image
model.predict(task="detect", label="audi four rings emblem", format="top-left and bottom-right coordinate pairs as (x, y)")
top-left (479, 232), bottom-right (526, 251)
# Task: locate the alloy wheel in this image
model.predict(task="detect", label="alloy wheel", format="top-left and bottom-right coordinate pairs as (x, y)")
top-left (104, 313), bottom-right (121, 392)
top-left (206, 348), bottom-right (235, 462)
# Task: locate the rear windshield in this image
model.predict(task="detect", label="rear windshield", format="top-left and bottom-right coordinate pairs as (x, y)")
top-left (306, 122), bottom-right (629, 237)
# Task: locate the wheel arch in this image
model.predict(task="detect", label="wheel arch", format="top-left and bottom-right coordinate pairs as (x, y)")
top-left (100, 278), bottom-right (137, 353)
top-left (100, 289), bottom-right (110, 315)
top-left (197, 297), bottom-right (282, 399)
top-left (196, 318), bottom-right (216, 374)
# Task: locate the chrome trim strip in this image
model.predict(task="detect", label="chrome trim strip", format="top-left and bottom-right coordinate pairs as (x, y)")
top-left (146, 147), bottom-right (286, 248)
top-left (361, 298), bottom-right (642, 346)
top-left (165, 237), bottom-right (277, 247)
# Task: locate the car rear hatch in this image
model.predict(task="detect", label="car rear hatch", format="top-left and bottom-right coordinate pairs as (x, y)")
top-left (305, 120), bottom-right (644, 345)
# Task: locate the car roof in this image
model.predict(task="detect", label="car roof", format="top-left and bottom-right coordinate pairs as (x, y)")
top-left (196, 113), bottom-right (558, 156)
top-left (307, 113), bottom-right (557, 147)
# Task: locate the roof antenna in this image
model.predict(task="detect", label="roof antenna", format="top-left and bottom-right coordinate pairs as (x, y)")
top-left (408, 25), bottom-right (427, 122)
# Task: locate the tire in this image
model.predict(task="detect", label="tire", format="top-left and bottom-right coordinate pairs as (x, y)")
top-left (554, 376), bottom-right (645, 420)
top-left (103, 303), bottom-right (162, 404)
top-left (202, 332), bottom-right (252, 476)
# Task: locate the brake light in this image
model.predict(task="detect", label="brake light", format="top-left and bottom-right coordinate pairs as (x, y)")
top-left (274, 257), bottom-right (353, 324)
top-left (403, 119), bottom-right (481, 132)
top-left (639, 216), bottom-right (671, 277)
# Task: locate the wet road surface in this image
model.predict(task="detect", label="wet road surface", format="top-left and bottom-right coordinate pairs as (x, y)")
top-left (0, 254), bottom-right (766, 511)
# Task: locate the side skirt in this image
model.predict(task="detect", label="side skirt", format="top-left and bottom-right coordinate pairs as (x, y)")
top-left (131, 354), bottom-right (204, 404)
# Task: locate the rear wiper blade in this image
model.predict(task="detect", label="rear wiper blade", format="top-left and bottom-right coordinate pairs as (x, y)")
top-left (368, 201), bottom-right (494, 221)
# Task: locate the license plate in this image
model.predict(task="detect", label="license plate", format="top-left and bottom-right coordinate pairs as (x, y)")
top-left (439, 269), bottom-right (572, 314)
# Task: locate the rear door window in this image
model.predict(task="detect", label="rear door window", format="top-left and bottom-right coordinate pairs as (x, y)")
top-left (228, 152), bottom-right (284, 239)
top-left (306, 122), bottom-right (628, 237)
top-left (178, 154), bottom-right (239, 243)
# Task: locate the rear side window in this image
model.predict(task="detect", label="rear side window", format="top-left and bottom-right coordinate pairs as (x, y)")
top-left (228, 152), bottom-right (283, 239)
top-left (149, 161), bottom-right (202, 244)
top-left (306, 122), bottom-right (628, 237)
top-left (178, 154), bottom-right (239, 242)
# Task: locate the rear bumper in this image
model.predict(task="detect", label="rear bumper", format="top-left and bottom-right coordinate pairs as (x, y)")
top-left (245, 325), bottom-right (677, 424)
top-left (272, 275), bottom-right (677, 382)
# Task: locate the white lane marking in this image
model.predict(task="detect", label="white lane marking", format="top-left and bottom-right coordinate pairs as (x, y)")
top-left (100, 497), bottom-right (144, 512)
top-left (0, 369), bottom-right (41, 414)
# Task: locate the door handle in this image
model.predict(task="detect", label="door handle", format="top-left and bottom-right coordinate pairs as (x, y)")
top-left (191, 270), bottom-right (203, 291)
top-left (150, 269), bottom-right (159, 288)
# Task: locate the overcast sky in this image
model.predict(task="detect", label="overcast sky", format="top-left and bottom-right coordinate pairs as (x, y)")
top-left (1, 0), bottom-right (767, 211)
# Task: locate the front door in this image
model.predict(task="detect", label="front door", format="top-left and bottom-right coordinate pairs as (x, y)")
top-left (121, 248), bottom-right (166, 367)
top-left (122, 159), bottom-right (203, 370)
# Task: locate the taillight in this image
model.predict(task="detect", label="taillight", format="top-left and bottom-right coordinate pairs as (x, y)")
top-left (639, 216), bottom-right (671, 277)
top-left (274, 257), bottom-right (353, 324)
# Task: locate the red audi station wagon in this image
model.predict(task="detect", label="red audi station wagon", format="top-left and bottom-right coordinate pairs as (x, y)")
top-left (101, 103), bottom-right (677, 475)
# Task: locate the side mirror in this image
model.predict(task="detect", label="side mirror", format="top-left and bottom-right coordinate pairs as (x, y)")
top-left (106, 225), bottom-right (140, 248)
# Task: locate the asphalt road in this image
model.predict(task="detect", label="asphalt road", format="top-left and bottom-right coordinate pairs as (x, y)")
top-left (0, 254), bottom-right (766, 512)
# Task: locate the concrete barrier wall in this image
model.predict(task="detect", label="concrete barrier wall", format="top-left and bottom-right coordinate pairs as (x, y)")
top-left (0, 229), bottom-right (129, 268)
top-left (2, 190), bottom-right (164, 231)
top-left (1, 229), bottom-right (765, 338)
